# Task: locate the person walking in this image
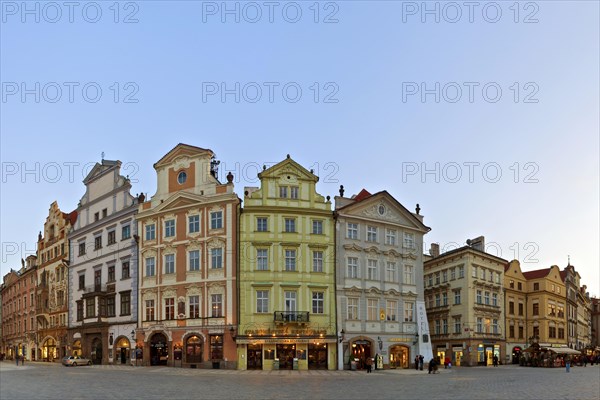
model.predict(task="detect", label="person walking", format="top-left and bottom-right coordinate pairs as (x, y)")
top-left (419, 355), bottom-right (424, 371)
top-left (493, 355), bottom-right (498, 367)
top-left (565, 356), bottom-right (571, 373)
top-left (415, 355), bottom-right (419, 370)
top-left (428, 358), bottom-right (436, 374)
top-left (366, 357), bottom-right (373, 373)
top-left (583, 355), bottom-right (587, 367)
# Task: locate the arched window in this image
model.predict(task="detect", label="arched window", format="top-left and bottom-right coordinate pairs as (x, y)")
top-left (186, 335), bottom-right (203, 363)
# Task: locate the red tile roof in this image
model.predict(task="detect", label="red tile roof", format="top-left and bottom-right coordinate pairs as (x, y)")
top-left (522, 268), bottom-right (551, 280)
top-left (353, 189), bottom-right (372, 202)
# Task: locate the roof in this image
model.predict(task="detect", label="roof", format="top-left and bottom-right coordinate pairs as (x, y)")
top-left (522, 268), bottom-right (552, 280)
top-left (154, 143), bottom-right (213, 168)
top-left (425, 244), bottom-right (508, 265)
top-left (353, 189), bottom-right (372, 202)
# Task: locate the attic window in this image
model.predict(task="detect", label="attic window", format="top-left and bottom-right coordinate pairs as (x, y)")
top-left (178, 171), bottom-right (187, 184)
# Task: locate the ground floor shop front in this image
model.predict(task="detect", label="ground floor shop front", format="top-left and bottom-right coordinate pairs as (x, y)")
top-left (236, 338), bottom-right (337, 370)
top-left (69, 322), bottom-right (137, 365)
top-left (432, 339), bottom-right (505, 366)
top-left (340, 335), bottom-right (418, 370)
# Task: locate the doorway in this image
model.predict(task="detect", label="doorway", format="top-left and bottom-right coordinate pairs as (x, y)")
top-left (276, 344), bottom-right (296, 369)
top-left (512, 347), bottom-right (522, 364)
top-left (389, 345), bottom-right (409, 369)
top-left (308, 343), bottom-right (328, 370)
top-left (91, 338), bottom-right (103, 364)
top-left (247, 344), bottom-right (263, 369)
top-left (150, 333), bottom-right (168, 366)
top-left (351, 340), bottom-right (372, 369)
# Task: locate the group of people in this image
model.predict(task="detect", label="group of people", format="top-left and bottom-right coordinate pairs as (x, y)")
top-left (413, 355), bottom-right (440, 374)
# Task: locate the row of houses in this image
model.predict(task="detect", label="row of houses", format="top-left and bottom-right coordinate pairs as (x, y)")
top-left (1, 143), bottom-right (597, 370)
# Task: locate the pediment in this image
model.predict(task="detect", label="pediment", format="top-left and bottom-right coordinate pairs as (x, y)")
top-left (153, 192), bottom-right (205, 213)
top-left (366, 286), bottom-right (382, 294)
top-left (83, 160), bottom-right (119, 184)
top-left (154, 144), bottom-right (213, 169)
top-left (343, 243), bottom-right (363, 252)
top-left (364, 246), bottom-right (381, 254)
top-left (258, 157), bottom-right (318, 182)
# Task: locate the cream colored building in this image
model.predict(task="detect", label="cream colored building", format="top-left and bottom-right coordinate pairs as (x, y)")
top-left (503, 260), bottom-right (528, 363)
top-left (424, 237), bottom-right (507, 366)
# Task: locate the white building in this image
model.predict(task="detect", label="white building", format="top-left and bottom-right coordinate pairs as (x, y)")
top-left (67, 160), bottom-right (140, 364)
top-left (335, 187), bottom-right (431, 369)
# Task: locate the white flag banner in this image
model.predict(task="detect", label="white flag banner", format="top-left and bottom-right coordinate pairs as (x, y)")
top-left (416, 300), bottom-right (433, 360)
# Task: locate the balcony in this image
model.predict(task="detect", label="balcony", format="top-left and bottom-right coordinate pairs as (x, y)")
top-left (274, 311), bottom-right (310, 324)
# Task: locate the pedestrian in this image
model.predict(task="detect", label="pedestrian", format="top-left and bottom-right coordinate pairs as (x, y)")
top-left (415, 355), bottom-right (419, 370)
top-left (583, 355), bottom-right (587, 367)
top-left (366, 357), bottom-right (373, 373)
top-left (419, 355), bottom-right (424, 371)
top-left (374, 353), bottom-right (379, 371)
top-left (428, 358), bottom-right (436, 374)
top-left (15, 355), bottom-right (19, 366)
top-left (444, 356), bottom-right (450, 369)
top-left (493, 355), bottom-right (498, 367)
top-left (565, 356), bottom-right (571, 373)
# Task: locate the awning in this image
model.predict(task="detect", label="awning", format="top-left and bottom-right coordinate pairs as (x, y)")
top-left (547, 348), bottom-right (581, 355)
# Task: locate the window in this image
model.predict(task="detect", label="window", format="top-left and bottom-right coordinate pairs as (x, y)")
top-left (492, 293), bottom-right (498, 306)
top-left (185, 215), bottom-right (199, 234)
top-left (257, 249), bottom-right (268, 271)
top-left (533, 303), bottom-right (539, 316)
top-left (94, 212), bottom-right (99, 222)
top-left (549, 326), bottom-right (556, 338)
top-left (367, 299), bottom-right (378, 320)
top-left (548, 303), bottom-right (556, 317)
top-left (557, 305), bottom-right (564, 318)
top-left (367, 260), bottom-right (378, 280)
top-left (77, 301), bottom-right (83, 321)
top-left (177, 171), bottom-right (187, 184)
top-left (312, 220), bottom-right (323, 234)
top-left (108, 230), bottom-right (116, 245)
top-left (450, 268), bottom-right (456, 280)
top-left (122, 225), bottom-right (131, 240)
top-left (120, 291), bottom-right (130, 315)
top-left (517, 282), bottom-right (522, 290)
top-left (102, 208), bottom-right (107, 218)
top-left (385, 229), bottom-right (396, 245)
top-left (86, 298), bottom-right (95, 318)
top-left (165, 254), bottom-right (175, 274)
top-left (476, 317), bottom-right (483, 333)
top-left (434, 320), bottom-right (440, 335)
top-left (94, 236), bottom-right (102, 250)
top-left (492, 319), bottom-right (499, 334)
top-left (211, 294), bottom-right (223, 317)
top-left (509, 325), bottom-right (515, 338)
top-left (458, 266), bottom-right (464, 278)
top-left (533, 283), bottom-right (539, 291)
top-left (472, 267), bottom-right (477, 278)
top-left (122, 261), bottom-right (130, 279)
top-left (211, 211), bottom-right (223, 229)
top-left (279, 186), bottom-right (288, 198)
top-left (385, 262), bottom-right (396, 282)
top-left (403, 232), bottom-right (415, 249)
top-left (347, 223), bottom-right (358, 239)
top-left (145, 300), bottom-right (155, 321)
top-left (518, 326), bottom-right (524, 339)
top-left (313, 251), bottom-right (323, 273)
top-left (312, 292), bottom-right (324, 314)
top-left (518, 303), bottom-right (524, 316)
top-left (434, 272), bottom-right (440, 285)
top-left (484, 292), bottom-right (490, 305)
top-left (442, 270), bottom-right (448, 283)
top-left (146, 257), bottom-right (156, 277)
top-left (347, 298), bottom-right (358, 320)
top-left (285, 250), bottom-right (296, 271)
top-left (256, 217), bottom-right (268, 232)
top-left (386, 300), bottom-right (397, 321)
top-left (509, 280), bottom-right (515, 289)
top-left (404, 265), bottom-right (414, 285)
top-left (367, 226), bottom-right (377, 242)
top-left (256, 290), bottom-right (269, 313)
top-left (476, 290), bottom-right (482, 304)
top-left (290, 186), bottom-right (299, 199)
top-left (108, 265), bottom-right (115, 282)
top-left (480, 269), bottom-right (485, 280)
top-left (165, 220), bottom-right (175, 237)
top-left (454, 290), bottom-right (461, 305)
top-left (165, 298), bottom-right (175, 320)
top-left (489, 271), bottom-right (494, 282)
top-left (145, 224), bottom-right (155, 240)
top-left (107, 296), bottom-right (115, 317)
top-left (210, 335), bottom-right (223, 360)
top-left (78, 242), bottom-right (86, 256)
top-left (78, 274), bottom-right (85, 290)
top-left (509, 301), bottom-right (515, 314)
top-left (442, 319), bottom-right (448, 334)
top-left (211, 248), bottom-right (223, 269)
top-left (189, 296), bottom-right (200, 318)
top-left (428, 274), bottom-right (433, 287)
top-left (284, 218), bottom-right (296, 233)
top-left (347, 257), bottom-right (358, 278)
top-left (454, 317), bottom-right (461, 334)
top-left (189, 250), bottom-right (200, 271)
top-left (442, 292), bottom-right (448, 306)
top-left (404, 302), bottom-right (414, 322)
top-left (558, 327), bottom-right (565, 339)
top-left (435, 294), bottom-right (441, 307)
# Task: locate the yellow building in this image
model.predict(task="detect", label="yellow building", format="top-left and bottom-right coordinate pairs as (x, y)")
top-left (504, 260), bottom-right (529, 363)
top-left (236, 156), bottom-right (336, 370)
top-left (522, 265), bottom-right (567, 348)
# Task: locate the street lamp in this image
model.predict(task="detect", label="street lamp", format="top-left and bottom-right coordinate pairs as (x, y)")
top-left (377, 336), bottom-right (383, 351)
top-left (229, 326), bottom-right (236, 341)
top-left (338, 329), bottom-right (345, 343)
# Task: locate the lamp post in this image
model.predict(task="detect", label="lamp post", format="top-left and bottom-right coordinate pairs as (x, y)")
top-left (130, 330), bottom-right (137, 366)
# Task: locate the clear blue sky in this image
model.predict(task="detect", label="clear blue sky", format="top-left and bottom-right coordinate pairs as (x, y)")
top-left (1, 1), bottom-right (598, 295)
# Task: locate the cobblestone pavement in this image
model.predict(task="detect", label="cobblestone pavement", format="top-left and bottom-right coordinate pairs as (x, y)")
top-left (1, 361), bottom-right (599, 399)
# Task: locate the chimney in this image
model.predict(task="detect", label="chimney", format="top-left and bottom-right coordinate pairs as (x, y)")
top-left (468, 236), bottom-right (485, 251)
top-left (430, 243), bottom-right (440, 258)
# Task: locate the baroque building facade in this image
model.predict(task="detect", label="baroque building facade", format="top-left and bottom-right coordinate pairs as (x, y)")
top-left (423, 237), bottom-right (507, 366)
top-left (236, 156), bottom-right (336, 370)
top-left (136, 144), bottom-right (239, 368)
top-left (334, 188), bottom-right (431, 370)
top-left (67, 160), bottom-right (139, 364)
top-left (503, 260), bottom-right (528, 363)
top-left (36, 201), bottom-right (76, 361)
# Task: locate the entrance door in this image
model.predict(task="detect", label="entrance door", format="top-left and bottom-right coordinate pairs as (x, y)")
top-left (512, 347), bottom-right (522, 364)
top-left (308, 343), bottom-right (327, 370)
top-left (120, 348), bottom-right (127, 364)
top-left (247, 344), bottom-right (263, 369)
top-left (91, 338), bottom-right (103, 364)
top-left (276, 344), bottom-right (296, 369)
top-left (389, 345), bottom-right (409, 369)
top-left (150, 333), bottom-right (168, 366)
top-left (351, 341), bottom-right (372, 369)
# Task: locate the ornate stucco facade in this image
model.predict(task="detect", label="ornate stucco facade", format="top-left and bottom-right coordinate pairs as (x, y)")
top-left (37, 201), bottom-right (76, 361)
top-left (236, 156), bottom-right (336, 370)
top-left (335, 188), bottom-right (430, 370)
top-left (67, 160), bottom-right (139, 364)
top-left (424, 238), bottom-right (507, 367)
top-left (136, 144), bottom-right (239, 368)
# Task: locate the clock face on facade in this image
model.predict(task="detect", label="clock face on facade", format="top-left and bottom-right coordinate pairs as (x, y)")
top-left (378, 204), bottom-right (385, 215)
